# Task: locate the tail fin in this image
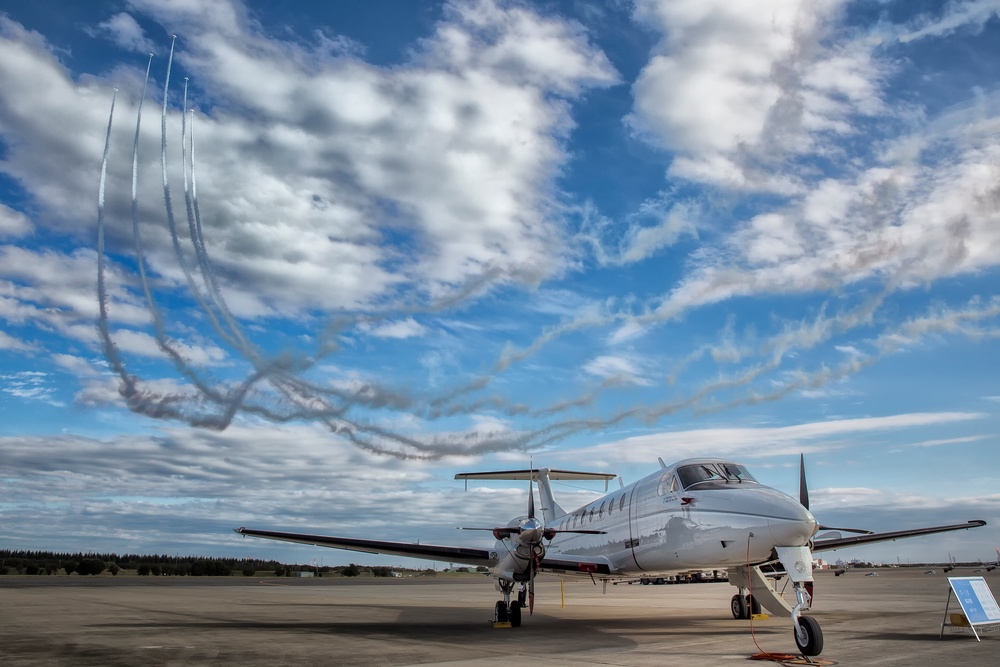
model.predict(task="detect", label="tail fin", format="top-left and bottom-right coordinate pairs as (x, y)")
top-left (536, 469), bottom-right (565, 524)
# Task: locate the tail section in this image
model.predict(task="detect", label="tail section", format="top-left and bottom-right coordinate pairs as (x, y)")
top-left (536, 469), bottom-right (565, 524)
top-left (455, 468), bottom-right (617, 526)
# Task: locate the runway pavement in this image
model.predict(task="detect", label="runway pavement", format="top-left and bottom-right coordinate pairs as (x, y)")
top-left (1, 569), bottom-right (997, 666)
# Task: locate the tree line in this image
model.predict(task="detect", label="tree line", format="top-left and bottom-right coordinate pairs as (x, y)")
top-left (0, 550), bottom-right (451, 578)
top-left (1, 549), bottom-right (283, 577)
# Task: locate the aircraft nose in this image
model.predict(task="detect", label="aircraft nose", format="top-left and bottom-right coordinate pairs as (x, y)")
top-left (768, 497), bottom-right (817, 546)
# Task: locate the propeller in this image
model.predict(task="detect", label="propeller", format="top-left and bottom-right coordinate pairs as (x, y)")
top-left (456, 467), bottom-right (607, 616)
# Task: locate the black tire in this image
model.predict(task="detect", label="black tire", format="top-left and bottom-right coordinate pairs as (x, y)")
top-left (508, 602), bottom-right (522, 628)
top-left (495, 600), bottom-right (509, 623)
top-left (747, 594), bottom-right (761, 616)
top-left (793, 616), bottom-right (824, 656)
top-left (641, 578), bottom-right (650, 585)
top-left (731, 593), bottom-right (748, 619)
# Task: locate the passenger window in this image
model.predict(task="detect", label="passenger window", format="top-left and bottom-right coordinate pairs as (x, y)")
top-left (607, 497), bottom-right (614, 515)
top-left (598, 501), bottom-right (606, 518)
top-left (619, 494), bottom-right (626, 512)
top-left (589, 508), bottom-right (595, 522)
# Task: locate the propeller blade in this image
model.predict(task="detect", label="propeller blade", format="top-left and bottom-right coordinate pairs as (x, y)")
top-left (799, 453), bottom-right (810, 510)
top-left (528, 476), bottom-right (535, 519)
top-left (529, 551), bottom-right (538, 615)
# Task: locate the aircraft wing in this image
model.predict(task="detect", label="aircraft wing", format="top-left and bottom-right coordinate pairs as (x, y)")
top-left (811, 519), bottom-right (986, 552)
top-left (539, 553), bottom-right (614, 576)
top-left (234, 527), bottom-right (493, 567)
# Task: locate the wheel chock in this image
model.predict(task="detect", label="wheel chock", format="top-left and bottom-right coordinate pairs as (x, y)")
top-left (751, 613), bottom-right (770, 620)
top-left (489, 621), bottom-right (512, 628)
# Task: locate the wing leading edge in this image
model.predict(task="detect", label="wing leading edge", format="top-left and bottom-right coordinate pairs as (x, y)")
top-left (233, 527), bottom-right (493, 567)
top-left (812, 519), bottom-right (986, 552)
top-left (233, 527), bottom-right (615, 575)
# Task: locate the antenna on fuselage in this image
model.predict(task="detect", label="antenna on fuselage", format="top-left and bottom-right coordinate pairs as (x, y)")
top-left (658, 457), bottom-right (667, 469)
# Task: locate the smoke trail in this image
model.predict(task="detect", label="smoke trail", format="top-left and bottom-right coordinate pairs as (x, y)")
top-left (96, 88), bottom-right (133, 394)
top-left (93, 38), bottom-right (1000, 460)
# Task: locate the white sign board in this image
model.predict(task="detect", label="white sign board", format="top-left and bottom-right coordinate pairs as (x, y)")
top-left (941, 576), bottom-right (1000, 641)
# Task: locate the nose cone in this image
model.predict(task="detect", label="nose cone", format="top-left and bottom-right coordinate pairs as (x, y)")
top-left (519, 516), bottom-right (542, 543)
top-left (768, 496), bottom-right (818, 547)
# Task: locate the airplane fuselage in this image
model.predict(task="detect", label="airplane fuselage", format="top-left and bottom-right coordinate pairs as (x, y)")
top-left (493, 458), bottom-right (817, 581)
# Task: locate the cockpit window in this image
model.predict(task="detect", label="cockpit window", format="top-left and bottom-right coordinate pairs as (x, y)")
top-left (721, 463), bottom-right (757, 483)
top-left (678, 464), bottom-right (724, 488)
top-left (677, 462), bottom-right (757, 489)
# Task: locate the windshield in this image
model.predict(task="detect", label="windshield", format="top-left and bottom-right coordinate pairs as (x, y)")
top-left (677, 462), bottom-right (757, 489)
top-left (721, 463), bottom-right (756, 482)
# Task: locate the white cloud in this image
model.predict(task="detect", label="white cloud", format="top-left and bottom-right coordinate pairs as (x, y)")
top-left (562, 412), bottom-right (987, 464)
top-left (582, 354), bottom-right (652, 386)
top-left (366, 318), bottom-right (428, 340)
top-left (0, 370), bottom-right (62, 405)
top-left (0, 204), bottom-right (32, 238)
top-left (899, 0), bottom-right (1000, 43)
top-left (93, 13), bottom-right (156, 54)
top-left (627, 0), bottom-right (884, 192)
top-left (0, 329), bottom-right (36, 352)
top-left (0, 0), bottom-right (617, 322)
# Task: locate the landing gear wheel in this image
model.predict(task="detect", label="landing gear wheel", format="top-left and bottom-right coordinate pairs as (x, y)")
top-left (731, 593), bottom-right (748, 619)
top-left (747, 594), bottom-right (761, 616)
top-left (495, 600), bottom-right (509, 623)
top-left (793, 616), bottom-right (824, 656)
top-left (508, 602), bottom-right (522, 627)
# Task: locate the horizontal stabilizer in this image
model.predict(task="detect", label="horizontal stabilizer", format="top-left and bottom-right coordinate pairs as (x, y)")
top-left (455, 468), bottom-right (617, 481)
top-left (455, 468), bottom-right (617, 491)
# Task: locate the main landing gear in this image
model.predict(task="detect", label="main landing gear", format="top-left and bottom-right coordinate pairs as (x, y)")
top-left (730, 590), bottom-right (762, 619)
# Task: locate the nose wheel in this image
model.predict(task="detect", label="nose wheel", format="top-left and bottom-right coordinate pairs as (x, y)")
top-left (494, 600), bottom-right (509, 623)
top-left (794, 615), bottom-right (823, 656)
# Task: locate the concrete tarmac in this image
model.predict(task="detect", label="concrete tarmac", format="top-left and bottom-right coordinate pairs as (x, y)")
top-left (2, 569), bottom-right (997, 666)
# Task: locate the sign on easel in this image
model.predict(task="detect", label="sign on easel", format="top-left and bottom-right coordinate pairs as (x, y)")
top-left (940, 576), bottom-right (1000, 641)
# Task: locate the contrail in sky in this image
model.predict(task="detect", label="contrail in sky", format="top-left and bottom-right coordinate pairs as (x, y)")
top-left (95, 40), bottom-right (1000, 459)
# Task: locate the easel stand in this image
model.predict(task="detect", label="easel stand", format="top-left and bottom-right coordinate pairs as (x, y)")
top-left (939, 576), bottom-right (1000, 641)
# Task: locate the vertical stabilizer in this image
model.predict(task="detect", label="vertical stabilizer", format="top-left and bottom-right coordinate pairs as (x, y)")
top-left (536, 468), bottom-right (566, 524)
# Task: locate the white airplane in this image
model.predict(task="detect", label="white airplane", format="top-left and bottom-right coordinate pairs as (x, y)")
top-left (235, 455), bottom-right (986, 657)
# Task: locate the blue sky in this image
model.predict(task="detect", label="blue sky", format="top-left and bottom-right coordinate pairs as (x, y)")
top-left (1, 0), bottom-right (999, 567)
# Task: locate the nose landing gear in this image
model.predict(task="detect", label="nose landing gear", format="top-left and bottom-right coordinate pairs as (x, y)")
top-left (493, 578), bottom-right (523, 627)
